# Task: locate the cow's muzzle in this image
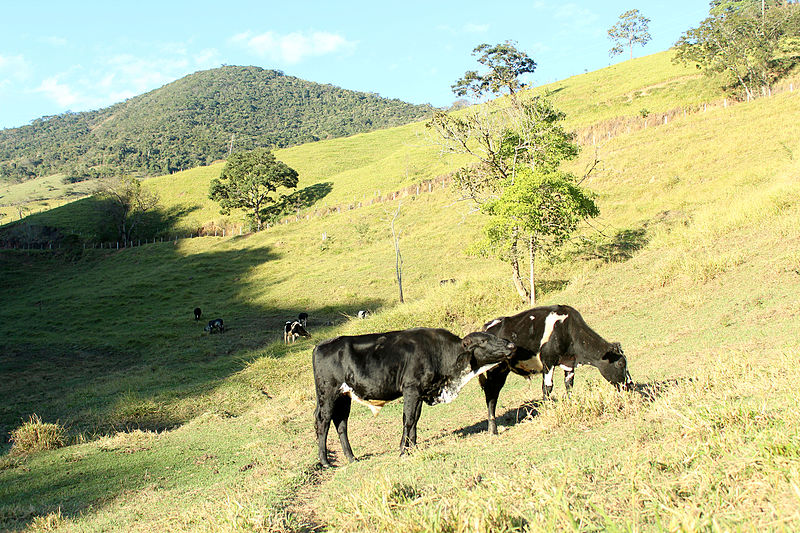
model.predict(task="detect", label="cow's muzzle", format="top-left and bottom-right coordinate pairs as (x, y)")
top-left (615, 371), bottom-right (634, 392)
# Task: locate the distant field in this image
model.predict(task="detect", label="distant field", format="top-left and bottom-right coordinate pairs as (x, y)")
top-left (1, 51), bottom-right (799, 531)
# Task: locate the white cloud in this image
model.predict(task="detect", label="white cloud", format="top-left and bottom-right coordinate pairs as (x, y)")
top-left (232, 30), bottom-right (356, 64)
top-left (462, 23), bottom-right (489, 33)
top-left (42, 36), bottom-right (68, 47)
top-left (0, 54), bottom-right (31, 81)
top-left (36, 76), bottom-right (80, 107)
top-left (435, 23), bottom-right (490, 35)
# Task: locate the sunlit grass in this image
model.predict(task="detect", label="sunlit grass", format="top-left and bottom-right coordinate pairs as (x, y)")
top-left (2, 52), bottom-right (800, 531)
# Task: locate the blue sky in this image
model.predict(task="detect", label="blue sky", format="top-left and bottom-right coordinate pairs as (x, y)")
top-left (0, 1), bottom-right (710, 130)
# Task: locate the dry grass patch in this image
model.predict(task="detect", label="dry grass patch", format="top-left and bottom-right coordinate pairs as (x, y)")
top-left (9, 415), bottom-right (66, 456)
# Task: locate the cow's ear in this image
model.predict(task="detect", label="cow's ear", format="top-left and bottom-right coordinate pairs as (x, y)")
top-left (462, 334), bottom-right (476, 349)
top-left (602, 351), bottom-right (622, 363)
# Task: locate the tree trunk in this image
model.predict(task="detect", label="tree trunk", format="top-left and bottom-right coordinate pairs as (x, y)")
top-left (509, 233), bottom-right (530, 302)
top-left (528, 235), bottom-right (536, 306)
top-left (391, 204), bottom-right (404, 303)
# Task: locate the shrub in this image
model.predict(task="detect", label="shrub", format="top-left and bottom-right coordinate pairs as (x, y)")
top-left (9, 415), bottom-right (66, 455)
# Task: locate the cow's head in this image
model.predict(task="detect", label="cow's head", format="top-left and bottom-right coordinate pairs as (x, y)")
top-left (461, 332), bottom-right (515, 368)
top-left (597, 342), bottom-right (634, 391)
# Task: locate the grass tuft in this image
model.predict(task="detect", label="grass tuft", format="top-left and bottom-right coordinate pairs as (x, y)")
top-left (9, 415), bottom-right (65, 456)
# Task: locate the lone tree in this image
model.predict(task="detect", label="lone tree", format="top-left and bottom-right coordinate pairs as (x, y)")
top-left (451, 40), bottom-right (537, 99)
top-left (608, 9), bottom-right (652, 60)
top-left (96, 175), bottom-right (160, 242)
top-left (209, 148), bottom-right (299, 231)
top-left (428, 42), bottom-right (599, 304)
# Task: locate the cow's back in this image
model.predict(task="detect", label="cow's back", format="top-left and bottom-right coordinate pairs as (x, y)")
top-left (312, 328), bottom-right (460, 399)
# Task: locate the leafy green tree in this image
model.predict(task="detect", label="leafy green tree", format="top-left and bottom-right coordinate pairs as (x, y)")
top-left (451, 40), bottom-right (536, 99)
top-left (96, 176), bottom-right (160, 242)
top-left (209, 148), bottom-right (299, 231)
top-left (608, 9), bottom-right (652, 60)
top-left (674, 2), bottom-right (800, 98)
top-left (428, 42), bottom-right (598, 304)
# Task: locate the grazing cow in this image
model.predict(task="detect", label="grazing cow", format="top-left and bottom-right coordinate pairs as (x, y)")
top-left (480, 305), bottom-right (633, 434)
top-left (204, 318), bottom-right (225, 334)
top-left (284, 320), bottom-right (311, 343)
top-left (312, 328), bottom-right (515, 467)
top-left (298, 312), bottom-right (309, 327)
top-left (439, 278), bottom-right (457, 286)
top-left (357, 310), bottom-right (369, 319)
top-left (194, 307), bottom-right (202, 320)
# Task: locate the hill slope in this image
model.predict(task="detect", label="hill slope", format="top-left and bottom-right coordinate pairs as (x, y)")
top-left (0, 65), bottom-right (434, 181)
top-left (1, 52), bottom-right (799, 531)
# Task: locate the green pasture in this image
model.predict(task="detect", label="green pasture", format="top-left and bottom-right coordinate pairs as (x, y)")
top-left (1, 52), bottom-right (800, 531)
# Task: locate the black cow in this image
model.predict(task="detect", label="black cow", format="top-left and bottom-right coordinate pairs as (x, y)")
top-left (194, 307), bottom-right (202, 320)
top-left (313, 328), bottom-right (515, 467)
top-left (204, 318), bottom-right (224, 334)
top-left (284, 320), bottom-right (311, 343)
top-left (480, 305), bottom-right (633, 434)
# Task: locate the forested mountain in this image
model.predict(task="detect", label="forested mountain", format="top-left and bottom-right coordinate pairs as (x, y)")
top-left (0, 66), bottom-right (435, 182)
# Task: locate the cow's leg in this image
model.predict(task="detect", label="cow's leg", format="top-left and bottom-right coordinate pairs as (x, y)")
top-left (562, 365), bottom-right (575, 394)
top-left (332, 395), bottom-right (356, 463)
top-left (400, 389), bottom-right (423, 454)
top-left (314, 395), bottom-right (335, 467)
top-left (542, 365), bottom-right (555, 399)
top-left (479, 364), bottom-right (510, 435)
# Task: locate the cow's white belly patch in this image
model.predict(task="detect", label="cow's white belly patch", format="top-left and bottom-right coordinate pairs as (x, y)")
top-left (434, 363), bottom-right (499, 404)
top-left (517, 356), bottom-right (544, 373)
top-left (340, 383), bottom-right (388, 416)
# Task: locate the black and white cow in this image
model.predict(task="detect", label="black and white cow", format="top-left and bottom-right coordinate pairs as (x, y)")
top-left (356, 310), bottom-right (369, 319)
top-left (194, 307), bottom-right (202, 320)
top-left (204, 318), bottom-right (225, 334)
top-left (480, 305), bottom-right (633, 434)
top-left (312, 328), bottom-right (515, 467)
top-left (284, 320), bottom-right (311, 343)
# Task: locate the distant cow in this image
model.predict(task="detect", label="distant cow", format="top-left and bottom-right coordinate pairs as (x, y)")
top-left (480, 305), bottom-right (633, 434)
top-left (312, 327), bottom-right (515, 467)
top-left (439, 278), bottom-right (457, 286)
top-left (204, 318), bottom-right (225, 334)
top-left (284, 320), bottom-right (311, 343)
top-left (194, 307), bottom-right (202, 320)
top-left (356, 310), bottom-right (369, 319)
top-left (298, 312), bottom-right (309, 327)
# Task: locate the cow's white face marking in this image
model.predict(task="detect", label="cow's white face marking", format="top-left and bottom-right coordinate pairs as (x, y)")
top-left (543, 366), bottom-right (555, 387)
top-left (539, 313), bottom-right (568, 351)
top-left (340, 383), bottom-right (387, 416)
top-left (434, 363), bottom-right (499, 405)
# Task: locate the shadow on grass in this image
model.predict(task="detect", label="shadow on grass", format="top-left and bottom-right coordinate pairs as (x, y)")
top-left (454, 400), bottom-right (544, 437)
top-left (572, 226), bottom-right (649, 264)
top-left (0, 235), bottom-right (385, 529)
top-left (262, 182), bottom-right (333, 223)
top-left (0, 196), bottom-right (203, 246)
top-left (453, 378), bottom-right (682, 437)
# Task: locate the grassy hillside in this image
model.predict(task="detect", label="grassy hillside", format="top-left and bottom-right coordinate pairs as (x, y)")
top-left (2, 51), bottom-right (724, 236)
top-left (1, 51), bottom-right (800, 531)
top-left (0, 65), bottom-right (434, 181)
